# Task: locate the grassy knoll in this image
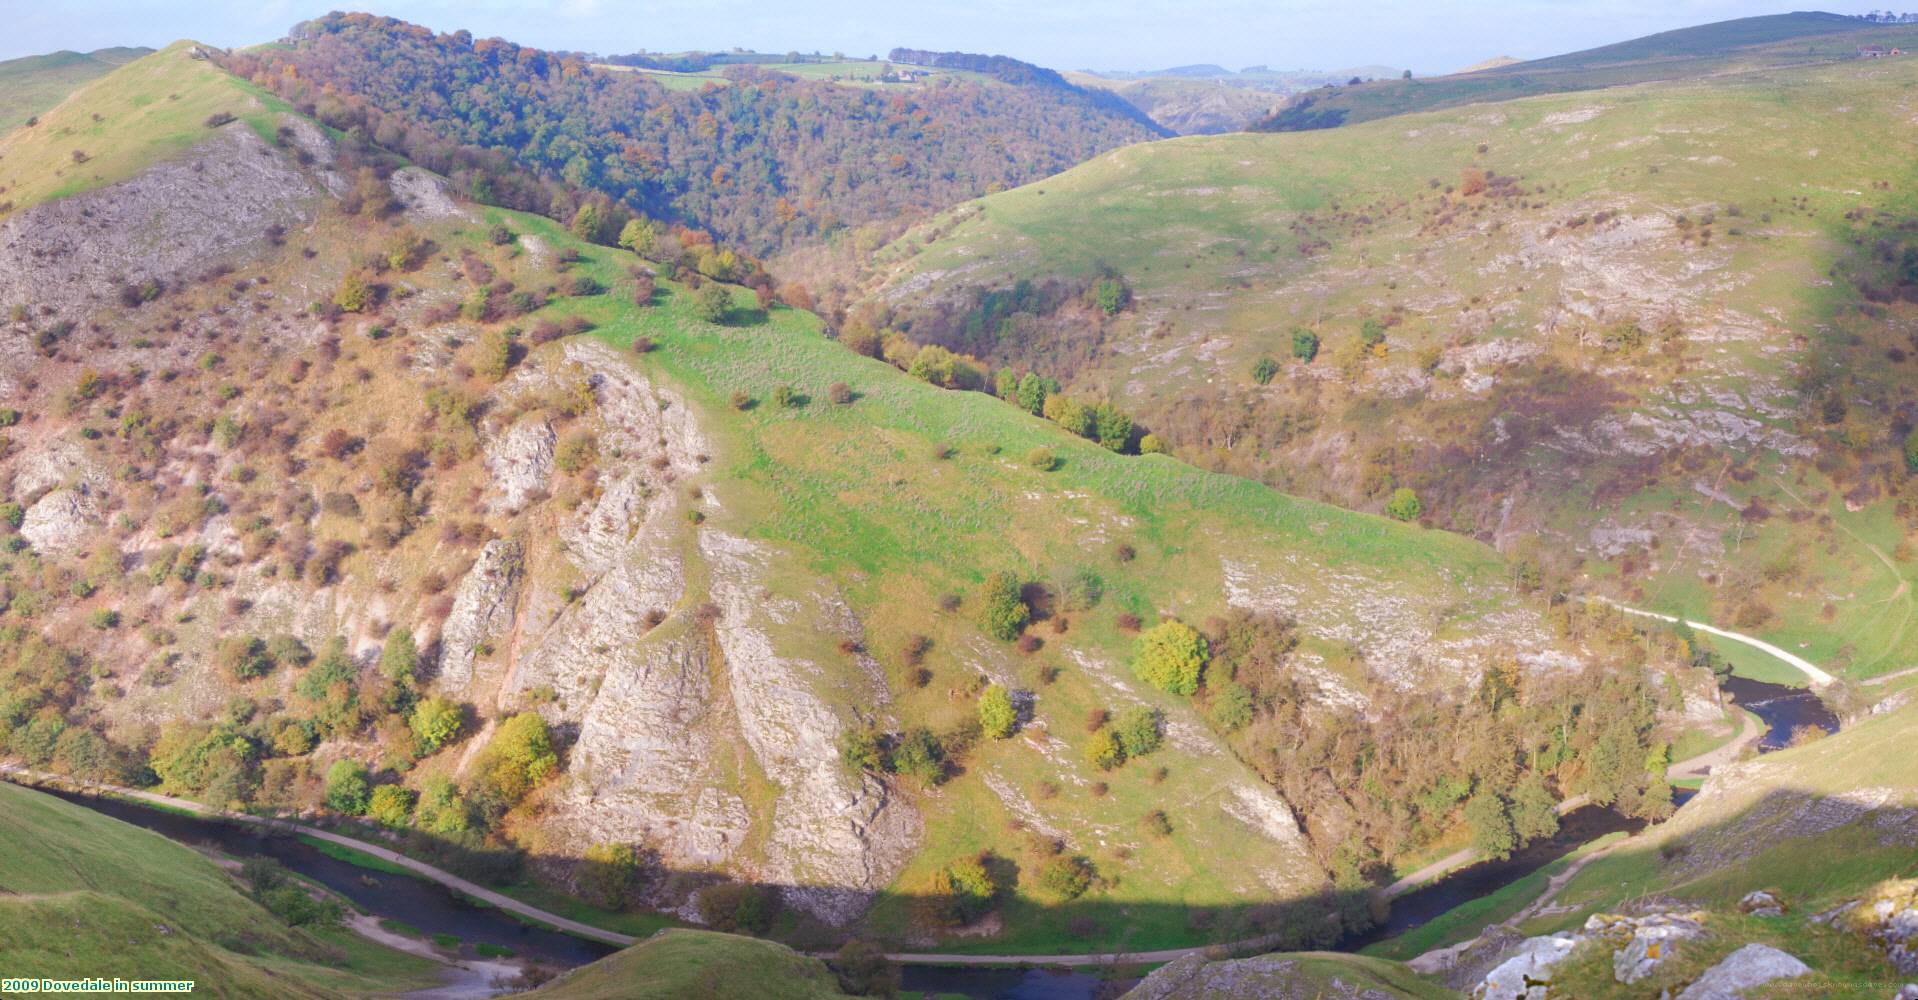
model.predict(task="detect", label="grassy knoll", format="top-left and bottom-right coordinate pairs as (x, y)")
top-left (0, 782), bottom-right (437, 996)
top-left (527, 929), bottom-right (855, 1000)
top-left (0, 47), bottom-right (153, 132)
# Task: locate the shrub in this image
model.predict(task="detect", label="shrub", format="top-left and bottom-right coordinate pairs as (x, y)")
top-left (698, 882), bottom-right (776, 933)
top-left (1084, 729), bottom-right (1124, 770)
top-left (729, 390), bottom-right (754, 411)
top-left (577, 843), bottom-right (642, 909)
top-left (87, 609), bottom-right (120, 630)
top-left (1132, 620), bottom-right (1207, 695)
top-left (217, 636), bottom-right (272, 681)
top-left (1209, 679), bottom-right (1255, 731)
top-left (1140, 809), bottom-right (1173, 839)
top-left (1040, 856), bottom-right (1094, 899)
top-left (555, 432), bottom-right (597, 473)
top-left (323, 759), bottom-right (370, 814)
top-left (474, 330), bottom-right (511, 382)
top-left (1094, 277), bottom-right (1129, 315)
top-left (691, 282), bottom-right (732, 323)
top-left (1025, 447), bottom-right (1057, 471)
top-left (410, 697), bottom-right (463, 753)
top-left (889, 727), bottom-right (945, 784)
top-left (827, 381), bottom-right (853, 404)
top-left (1251, 356), bottom-right (1280, 385)
top-left (771, 384), bottom-right (799, 408)
top-left (978, 684), bottom-right (1016, 739)
top-left (1385, 487), bottom-right (1421, 522)
top-left (977, 571), bottom-right (1030, 641)
top-left (1139, 433), bottom-right (1166, 454)
top-left (1112, 706), bottom-right (1162, 758)
top-left (1291, 327), bottom-right (1320, 361)
top-left (1360, 318), bottom-right (1387, 348)
top-left (476, 713), bottom-right (559, 803)
top-left (838, 725), bottom-right (883, 774)
top-left (932, 856), bottom-right (1001, 925)
top-left (334, 272), bottom-right (371, 313)
top-left (379, 629), bottom-right (419, 684)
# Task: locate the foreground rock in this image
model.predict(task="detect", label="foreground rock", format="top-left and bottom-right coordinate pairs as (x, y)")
top-left (1673, 943), bottom-right (1809, 999)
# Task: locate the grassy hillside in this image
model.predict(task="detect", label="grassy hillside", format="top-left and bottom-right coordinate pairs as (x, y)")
top-left (1122, 949), bottom-right (1457, 998)
top-left (0, 783), bottom-right (437, 997)
top-left (1255, 12), bottom-right (1918, 131)
top-left (865, 52), bottom-right (1918, 680)
top-left (0, 47), bottom-right (153, 132)
top-left (528, 930), bottom-right (853, 1000)
top-left (0, 41), bottom-right (293, 213)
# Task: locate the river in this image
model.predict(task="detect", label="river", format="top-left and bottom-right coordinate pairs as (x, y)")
top-left (35, 677), bottom-right (1836, 1000)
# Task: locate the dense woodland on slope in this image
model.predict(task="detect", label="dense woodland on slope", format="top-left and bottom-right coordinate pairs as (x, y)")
top-left (226, 13), bottom-right (1162, 261)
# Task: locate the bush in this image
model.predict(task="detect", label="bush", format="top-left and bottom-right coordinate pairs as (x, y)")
top-left (1385, 487), bottom-right (1421, 522)
top-left (977, 571), bottom-right (1030, 641)
top-left (475, 713), bottom-right (558, 803)
top-left (87, 609), bottom-right (120, 630)
top-left (1251, 356), bottom-right (1280, 385)
top-left (577, 842), bottom-right (642, 909)
top-left (334, 272), bottom-right (371, 313)
top-left (1025, 447), bottom-right (1057, 471)
top-left (1360, 318), bottom-right (1387, 348)
top-left (1040, 856), bottom-right (1094, 899)
top-left (1140, 809), bottom-right (1172, 839)
top-left (1209, 679), bottom-right (1255, 731)
top-left (217, 636), bottom-right (272, 681)
top-left (771, 384), bottom-right (799, 408)
top-left (379, 629), bottom-right (419, 684)
top-left (1132, 620), bottom-right (1207, 695)
top-left (368, 785), bottom-right (415, 828)
top-left (324, 759), bottom-right (371, 814)
top-left (933, 856), bottom-right (1001, 925)
top-left (828, 381), bottom-right (853, 404)
top-left (1291, 327), bottom-right (1320, 361)
top-left (831, 939), bottom-right (900, 998)
top-left (410, 697), bottom-right (463, 753)
top-left (978, 684), bottom-right (1016, 739)
top-left (1139, 433), bottom-right (1166, 454)
top-left (889, 727), bottom-right (945, 784)
top-left (1112, 706), bottom-right (1162, 758)
top-left (691, 282), bottom-right (732, 323)
top-left (698, 882), bottom-right (776, 933)
top-left (838, 725), bottom-right (883, 774)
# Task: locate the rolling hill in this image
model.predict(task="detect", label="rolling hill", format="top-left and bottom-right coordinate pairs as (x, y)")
top-left (0, 781), bottom-right (437, 997)
top-left (1254, 11), bottom-right (1918, 131)
top-left (0, 46), bottom-right (153, 132)
top-left (0, 41), bottom-right (1705, 965)
top-left (860, 49), bottom-right (1918, 684)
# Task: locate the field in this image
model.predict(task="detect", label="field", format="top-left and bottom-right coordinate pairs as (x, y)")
top-left (867, 51), bottom-right (1918, 681)
top-left (0, 47), bottom-right (152, 132)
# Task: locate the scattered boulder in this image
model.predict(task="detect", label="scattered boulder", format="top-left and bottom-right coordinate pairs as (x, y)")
top-left (1837, 880), bottom-right (1918, 974)
top-left (1738, 890), bottom-right (1784, 918)
top-left (1673, 943), bottom-right (1809, 999)
top-left (1472, 932), bottom-right (1579, 1000)
top-left (1589, 911), bottom-right (1707, 984)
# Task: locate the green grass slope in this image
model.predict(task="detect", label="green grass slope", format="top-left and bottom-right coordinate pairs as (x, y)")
top-left (1255, 12), bottom-right (1918, 131)
top-left (527, 930), bottom-right (853, 1000)
top-left (0, 41), bottom-right (292, 214)
top-left (0, 783), bottom-right (437, 997)
top-left (867, 52), bottom-right (1918, 680)
top-left (1124, 949), bottom-right (1457, 998)
top-left (0, 47), bottom-right (154, 132)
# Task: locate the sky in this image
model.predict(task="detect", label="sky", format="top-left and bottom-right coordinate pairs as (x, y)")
top-left (0, 0), bottom-right (1890, 74)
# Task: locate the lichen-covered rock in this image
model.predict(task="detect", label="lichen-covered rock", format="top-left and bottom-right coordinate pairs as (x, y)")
top-left (1673, 943), bottom-right (1809, 999)
top-left (1839, 880), bottom-right (1918, 974)
top-left (1593, 911), bottom-right (1706, 984)
top-left (1738, 890), bottom-right (1784, 918)
top-left (435, 538), bottom-right (522, 693)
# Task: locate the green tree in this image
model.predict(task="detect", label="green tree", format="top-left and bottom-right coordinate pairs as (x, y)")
top-left (379, 629), bottom-right (419, 685)
top-left (889, 727), bottom-right (945, 784)
top-left (1015, 372), bottom-right (1047, 415)
top-left (1139, 433), bottom-right (1166, 455)
top-left (1039, 856), bottom-right (1094, 899)
top-left (1291, 327), bottom-right (1320, 361)
top-left (1360, 317), bottom-right (1387, 347)
top-left (577, 842), bottom-right (642, 909)
top-left (691, 282), bottom-right (732, 323)
top-left (1132, 620), bottom-right (1207, 695)
top-left (409, 697), bottom-right (462, 753)
top-left (978, 683), bottom-right (1017, 739)
top-left (478, 712), bottom-right (559, 802)
top-left (1252, 356), bottom-right (1280, 384)
top-left (1464, 792), bottom-right (1516, 860)
top-left (569, 203), bottom-right (605, 243)
top-left (838, 725), bottom-right (883, 774)
top-left (368, 785), bottom-right (414, 828)
top-left (324, 759), bottom-right (371, 815)
top-left (1094, 278), bottom-right (1128, 315)
top-left (1509, 773), bottom-right (1559, 843)
top-left (1209, 679), bottom-right (1255, 731)
top-left (475, 330), bottom-right (511, 382)
top-left (1093, 403), bottom-right (1132, 451)
top-left (617, 218), bottom-right (656, 255)
top-left (1112, 706), bottom-right (1162, 758)
top-left (934, 856), bottom-right (1000, 924)
top-left (1385, 487), bottom-right (1421, 522)
top-left (416, 774), bottom-right (470, 834)
top-left (977, 571), bottom-right (1030, 640)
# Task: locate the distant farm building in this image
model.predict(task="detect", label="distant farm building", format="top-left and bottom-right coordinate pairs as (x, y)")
top-left (1858, 45), bottom-right (1906, 58)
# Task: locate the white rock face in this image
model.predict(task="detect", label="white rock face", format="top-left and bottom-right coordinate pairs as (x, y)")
top-left (1598, 912), bottom-right (1706, 984)
top-left (436, 539), bottom-right (523, 693)
top-left (482, 418), bottom-right (555, 515)
top-left (19, 488), bottom-right (100, 557)
top-left (390, 166), bottom-right (469, 221)
top-left (1673, 943), bottom-right (1809, 1000)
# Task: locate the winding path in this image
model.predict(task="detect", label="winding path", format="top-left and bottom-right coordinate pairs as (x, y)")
top-left (1597, 599), bottom-right (1834, 687)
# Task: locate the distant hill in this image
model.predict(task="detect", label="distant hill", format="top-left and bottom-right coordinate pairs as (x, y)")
top-left (0, 46), bottom-right (153, 131)
top-left (1255, 11), bottom-right (1918, 131)
top-left (1454, 56), bottom-right (1520, 74)
top-left (229, 14), bottom-right (1165, 260)
top-left (1068, 64), bottom-right (1404, 134)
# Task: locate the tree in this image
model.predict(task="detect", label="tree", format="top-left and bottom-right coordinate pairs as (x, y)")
top-left (1094, 403), bottom-right (1132, 451)
top-left (334, 272), bottom-right (370, 313)
top-left (577, 842), bottom-right (642, 909)
top-left (217, 636), bottom-right (272, 682)
top-left (324, 759), bottom-right (370, 815)
top-left (1112, 706), bottom-right (1162, 758)
top-left (691, 282), bottom-right (732, 323)
top-left (1252, 356), bottom-right (1280, 385)
top-left (933, 856), bottom-right (1000, 924)
top-left (1509, 772), bottom-right (1559, 843)
top-left (978, 683), bottom-right (1017, 739)
top-left (569, 203), bottom-right (605, 243)
top-left (1016, 372), bottom-right (1047, 415)
top-left (409, 697), bottom-right (462, 753)
top-left (1139, 433), bottom-right (1166, 455)
top-left (475, 329), bottom-right (511, 382)
top-left (1132, 620), bottom-right (1207, 695)
top-left (977, 571), bottom-right (1030, 640)
top-left (1039, 856), bottom-right (1094, 899)
top-left (617, 218), bottom-right (656, 255)
top-left (1209, 679), bottom-right (1255, 731)
top-left (368, 785), bottom-right (414, 827)
top-left (1385, 487), bottom-right (1421, 522)
top-left (478, 712), bottom-right (559, 802)
top-left (1083, 728), bottom-right (1124, 770)
top-left (1094, 277), bottom-right (1128, 315)
top-left (379, 628), bottom-right (419, 685)
top-left (1292, 327), bottom-right (1320, 361)
top-left (1464, 792), bottom-right (1516, 860)
top-left (830, 939), bottom-right (900, 999)
top-left (890, 727), bottom-right (945, 784)
top-left (416, 774), bottom-right (471, 834)
top-left (838, 725), bottom-right (883, 774)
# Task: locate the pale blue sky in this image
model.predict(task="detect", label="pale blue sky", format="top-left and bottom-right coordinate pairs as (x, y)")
top-left (0, 1), bottom-right (1884, 74)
